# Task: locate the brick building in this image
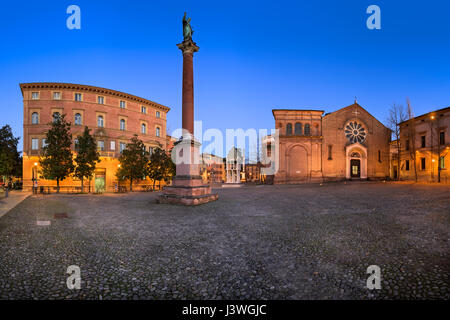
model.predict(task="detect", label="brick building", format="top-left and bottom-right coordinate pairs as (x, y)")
top-left (21, 82), bottom-right (170, 192)
top-left (200, 153), bottom-right (225, 184)
top-left (272, 102), bottom-right (391, 183)
top-left (397, 107), bottom-right (450, 183)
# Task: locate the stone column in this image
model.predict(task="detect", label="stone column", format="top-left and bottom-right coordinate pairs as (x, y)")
top-left (177, 40), bottom-right (199, 136)
top-left (157, 38), bottom-right (218, 205)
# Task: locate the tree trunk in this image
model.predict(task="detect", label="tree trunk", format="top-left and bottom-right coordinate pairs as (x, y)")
top-left (396, 140), bottom-right (401, 180)
top-left (153, 179), bottom-right (156, 191)
top-left (130, 178), bottom-right (133, 192)
top-left (413, 158), bottom-right (418, 182)
top-left (57, 178), bottom-right (60, 193)
top-left (81, 177), bottom-right (84, 193)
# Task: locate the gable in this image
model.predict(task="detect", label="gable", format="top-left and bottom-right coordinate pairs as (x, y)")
top-left (323, 103), bottom-right (389, 130)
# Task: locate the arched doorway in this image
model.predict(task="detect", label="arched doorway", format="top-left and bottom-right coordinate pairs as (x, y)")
top-left (350, 155), bottom-right (361, 178)
top-left (287, 145), bottom-right (308, 182)
top-left (345, 144), bottom-right (367, 179)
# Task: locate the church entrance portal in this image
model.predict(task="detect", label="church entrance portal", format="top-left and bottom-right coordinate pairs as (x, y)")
top-left (350, 159), bottom-right (361, 178)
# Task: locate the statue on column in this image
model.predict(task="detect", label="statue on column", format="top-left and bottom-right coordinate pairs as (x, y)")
top-left (182, 12), bottom-right (193, 41)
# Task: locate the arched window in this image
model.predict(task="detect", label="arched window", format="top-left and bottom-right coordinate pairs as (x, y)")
top-left (97, 116), bottom-right (104, 127)
top-left (120, 119), bottom-right (126, 131)
top-left (286, 123), bottom-right (292, 135)
top-left (156, 126), bottom-right (160, 137)
top-left (31, 112), bottom-right (39, 124)
top-left (52, 112), bottom-right (61, 123)
top-left (141, 123), bottom-right (147, 134)
top-left (294, 122), bottom-right (302, 135)
top-left (74, 113), bottom-right (82, 125)
top-left (304, 123), bottom-right (311, 136)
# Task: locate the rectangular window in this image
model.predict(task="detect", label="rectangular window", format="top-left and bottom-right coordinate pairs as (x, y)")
top-left (327, 145), bottom-right (332, 160)
top-left (405, 160), bottom-right (410, 171)
top-left (156, 111), bottom-right (160, 118)
top-left (155, 126), bottom-right (160, 137)
top-left (97, 140), bottom-right (105, 151)
top-left (406, 139), bottom-right (410, 151)
top-left (74, 139), bottom-right (79, 151)
top-left (378, 150), bottom-right (381, 162)
top-left (98, 96), bottom-right (104, 104)
top-left (120, 100), bottom-right (126, 109)
top-left (421, 157), bottom-right (426, 170)
top-left (110, 141), bottom-right (115, 150)
top-left (421, 135), bottom-right (426, 148)
top-left (141, 106), bottom-right (147, 114)
top-left (42, 139), bottom-right (47, 148)
top-left (439, 156), bottom-right (445, 169)
top-left (31, 138), bottom-right (39, 150)
top-left (75, 93), bottom-right (82, 101)
top-left (53, 92), bottom-right (61, 100)
top-left (149, 147), bottom-right (154, 155)
top-left (440, 131), bottom-right (445, 145)
top-left (31, 92), bottom-right (39, 100)
top-left (120, 142), bottom-right (126, 153)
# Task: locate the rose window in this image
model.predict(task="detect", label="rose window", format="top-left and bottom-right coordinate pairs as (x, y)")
top-left (345, 121), bottom-right (366, 143)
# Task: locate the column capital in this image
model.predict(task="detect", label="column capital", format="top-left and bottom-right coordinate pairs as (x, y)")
top-left (177, 39), bottom-right (199, 55)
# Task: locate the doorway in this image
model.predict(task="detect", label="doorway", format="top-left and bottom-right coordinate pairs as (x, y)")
top-left (94, 169), bottom-right (106, 193)
top-left (350, 159), bottom-right (361, 178)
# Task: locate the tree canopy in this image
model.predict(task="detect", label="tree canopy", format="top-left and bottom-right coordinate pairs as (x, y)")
top-left (116, 135), bottom-right (149, 191)
top-left (74, 126), bottom-right (100, 193)
top-left (40, 114), bottom-right (74, 192)
top-left (0, 125), bottom-right (21, 183)
top-left (147, 147), bottom-right (176, 188)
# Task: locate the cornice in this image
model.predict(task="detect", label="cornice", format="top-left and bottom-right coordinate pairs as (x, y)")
top-left (19, 82), bottom-right (170, 112)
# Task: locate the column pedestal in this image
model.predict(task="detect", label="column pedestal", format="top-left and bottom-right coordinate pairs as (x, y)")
top-left (158, 134), bottom-right (218, 205)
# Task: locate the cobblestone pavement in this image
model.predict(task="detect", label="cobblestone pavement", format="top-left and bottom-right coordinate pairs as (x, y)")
top-left (0, 191), bottom-right (31, 218)
top-left (0, 182), bottom-right (448, 300)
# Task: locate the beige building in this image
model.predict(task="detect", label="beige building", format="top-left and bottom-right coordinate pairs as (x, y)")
top-left (398, 107), bottom-right (450, 183)
top-left (272, 102), bottom-right (391, 183)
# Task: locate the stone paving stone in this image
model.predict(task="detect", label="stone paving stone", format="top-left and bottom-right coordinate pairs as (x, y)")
top-left (0, 182), bottom-right (448, 300)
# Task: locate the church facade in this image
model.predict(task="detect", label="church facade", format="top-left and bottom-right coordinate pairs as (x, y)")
top-left (272, 103), bottom-right (391, 183)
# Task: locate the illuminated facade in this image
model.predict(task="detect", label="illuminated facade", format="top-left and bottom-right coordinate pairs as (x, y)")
top-left (398, 107), bottom-right (450, 183)
top-left (21, 82), bottom-right (170, 192)
top-left (272, 103), bottom-right (391, 183)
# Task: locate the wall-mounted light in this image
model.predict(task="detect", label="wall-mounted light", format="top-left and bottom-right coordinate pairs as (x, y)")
top-left (34, 162), bottom-right (38, 166)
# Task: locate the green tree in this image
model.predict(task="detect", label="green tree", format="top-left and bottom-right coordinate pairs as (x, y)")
top-left (40, 114), bottom-right (74, 193)
top-left (74, 126), bottom-right (100, 193)
top-left (0, 125), bottom-right (21, 187)
top-left (147, 147), bottom-right (176, 189)
top-left (116, 135), bottom-right (149, 191)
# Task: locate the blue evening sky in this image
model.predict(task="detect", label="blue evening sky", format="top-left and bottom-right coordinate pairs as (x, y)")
top-left (1, 0), bottom-right (449, 155)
